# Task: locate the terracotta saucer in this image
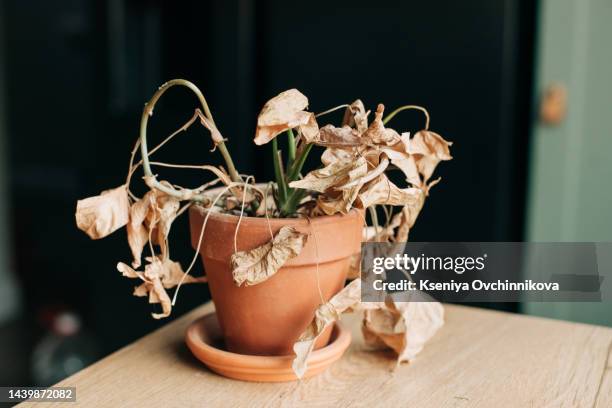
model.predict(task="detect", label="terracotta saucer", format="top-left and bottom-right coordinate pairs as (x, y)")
top-left (185, 312), bottom-right (351, 382)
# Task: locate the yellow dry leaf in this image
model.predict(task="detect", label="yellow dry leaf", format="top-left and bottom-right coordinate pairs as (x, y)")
top-left (315, 125), bottom-right (362, 147)
top-left (126, 189), bottom-right (180, 268)
top-left (126, 191), bottom-right (152, 268)
top-left (75, 185), bottom-right (129, 240)
top-left (231, 226), bottom-right (308, 287)
top-left (362, 104), bottom-right (401, 146)
top-left (342, 99), bottom-right (369, 133)
top-left (362, 295), bottom-right (444, 365)
top-left (321, 147), bottom-right (354, 166)
top-left (380, 134), bottom-right (422, 188)
top-left (254, 89), bottom-right (317, 145)
top-left (289, 156), bottom-right (367, 193)
top-left (408, 130), bottom-right (453, 183)
top-left (292, 279), bottom-right (362, 379)
top-left (357, 175), bottom-right (424, 209)
top-left (117, 257), bottom-right (205, 319)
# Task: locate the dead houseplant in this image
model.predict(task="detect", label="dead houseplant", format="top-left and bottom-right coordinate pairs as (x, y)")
top-left (75, 79), bottom-right (452, 379)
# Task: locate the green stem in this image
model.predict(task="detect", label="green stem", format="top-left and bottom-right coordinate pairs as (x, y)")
top-left (139, 79), bottom-right (242, 201)
top-left (287, 143), bottom-right (313, 182)
top-left (280, 188), bottom-right (306, 217)
top-left (272, 138), bottom-right (287, 203)
top-left (382, 105), bottom-right (430, 130)
top-left (286, 129), bottom-right (296, 167)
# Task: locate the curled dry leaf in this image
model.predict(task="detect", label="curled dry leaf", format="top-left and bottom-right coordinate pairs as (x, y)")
top-left (75, 185), bottom-right (129, 240)
top-left (254, 89), bottom-right (318, 145)
top-left (289, 156), bottom-right (367, 194)
top-left (409, 130), bottom-right (453, 184)
top-left (292, 278), bottom-right (362, 379)
top-left (380, 134), bottom-right (422, 188)
top-left (118, 257), bottom-right (205, 319)
top-left (231, 226), bottom-right (308, 287)
top-left (127, 188), bottom-right (180, 268)
top-left (362, 295), bottom-right (444, 365)
top-left (342, 99), bottom-right (369, 133)
top-left (357, 174), bottom-right (424, 209)
top-left (321, 147), bottom-right (354, 166)
top-left (362, 104), bottom-right (401, 146)
top-left (314, 125), bottom-right (362, 147)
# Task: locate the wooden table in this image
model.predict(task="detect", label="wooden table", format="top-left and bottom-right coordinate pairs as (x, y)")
top-left (25, 303), bottom-right (612, 407)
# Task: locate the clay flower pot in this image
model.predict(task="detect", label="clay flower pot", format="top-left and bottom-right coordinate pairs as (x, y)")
top-left (189, 205), bottom-right (362, 356)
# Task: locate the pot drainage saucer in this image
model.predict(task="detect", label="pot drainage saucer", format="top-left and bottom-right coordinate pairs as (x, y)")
top-left (185, 312), bottom-right (351, 382)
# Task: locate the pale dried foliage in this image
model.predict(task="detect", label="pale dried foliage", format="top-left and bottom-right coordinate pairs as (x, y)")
top-left (75, 80), bottom-right (451, 377)
top-left (362, 296), bottom-right (444, 364)
top-left (254, 89), bottom-right (318, 145)
top-left (75, 185), bottom-right (129, 240)
top-left (291, 279), bottom-right (444, 378)
top-left (231, 226), bottom-right (308, 286)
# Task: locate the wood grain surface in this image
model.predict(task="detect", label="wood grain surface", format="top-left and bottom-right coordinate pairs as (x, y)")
top-left (22, 303), bottom-right (612, 408)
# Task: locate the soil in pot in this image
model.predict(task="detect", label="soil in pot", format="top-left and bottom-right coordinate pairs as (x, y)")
top-left (189, 204), bottom-right (363, 356)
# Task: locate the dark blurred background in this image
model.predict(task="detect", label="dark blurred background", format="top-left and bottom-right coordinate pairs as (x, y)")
top-left (1, 0), bottom-right (611, 389)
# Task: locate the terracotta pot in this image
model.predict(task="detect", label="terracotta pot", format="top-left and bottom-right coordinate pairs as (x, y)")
top-left (189, 204), bottom-right (363, 356)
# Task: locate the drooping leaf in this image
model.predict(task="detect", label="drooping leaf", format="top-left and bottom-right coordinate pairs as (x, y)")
top-left (408, 130), bottom-right (453, 183)
top-left (231, 226), bottom-right (308, 286)
top-left (126, 189), bottom-right (180, 268)
top-left (254, 89), bottom-right (318, 145)
top-left (342, 99), bottom-right (369, 133)
top-left (117, 257), bottom-right (205, 319)
top-left (361, 104), bottom-right (401, 146)
top-left (357, 175), bottom-right (424, 209)
top-left (292, 279), bottom-right (362, 379)
top-left (362, 295), bottom-right (444, 365)
top-left (289, 156), bottom-right (367, 193)
top-left (75, 185), bottom-right (129, 240)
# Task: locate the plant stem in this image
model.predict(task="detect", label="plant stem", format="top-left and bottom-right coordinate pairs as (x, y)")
top-left (286, 129), bottom-right (296, 167)
top-left (382, 105), bottom-right (430, 130)
top-left (139, 79), bottom-right (242, 201)
top-left (272, 138), bottom-right (287, 203)
top-left (280, 188), bottom-right (307, 217)
top-left (287, 143), bottom-right (313, 182)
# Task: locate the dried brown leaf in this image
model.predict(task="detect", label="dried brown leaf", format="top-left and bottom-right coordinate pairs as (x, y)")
top-left (314, 125), bottom-right (362, 147)
top-left (362, 104), bottom-right (401, 146)
top-left (231, 226), bottom-right (308, 287)
top-left (357, 175), bottom-right (424, 209)
top-left (409, 130), bottom-right (453, 183)
top-left (289, 156), bottom-right (367, 193)
top-left (254, 89), bottom-right (317, 145)
top-left (342, 99), bottom-right (369, 133)
top-left (321, 147), bottom-right (355, 166)
top-left (117, 257), bottom-right (205, 319)
top-left (76, 185), bottom-right (129, 240)
top-left (292, 279), bottom-right (361, 379)
top-left (362, 296), bottom-right (444, 365)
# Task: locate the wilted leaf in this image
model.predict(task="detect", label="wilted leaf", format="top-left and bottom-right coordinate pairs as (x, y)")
top-left (254, 89), bottom-right (317, 145)
top-left (126, 189), bottom-right (180, 268)
top-left (362, 104), bottom-right (401, 146)
top-left (289, 156), bottom-right (367, 193)
top-left (362, 295), bottom-right (444, 365)
top-left (76, 185), bottom-right (129, 240)
top-left (314, 125), bottom-right (362, 147)
top-left (380, 134), bottom-right (422, 188)
top-left (342, 99), bottom-right (369, 133)
top-left (292, 279), bottom-right (362, 379)
top-left (117, 257), bottom-right (205, 319)
top-left (231, 226), bottom-right (308, 286)
top-left (357, 175), bottom-right (424, 209)
top-left (409, 130), bottom-right (452, 183)
top-left (321, 147), bottom-right (355, 166)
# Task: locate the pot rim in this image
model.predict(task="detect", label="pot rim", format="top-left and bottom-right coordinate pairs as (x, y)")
top-left (190, 203), bottom-right (363, 227)
top-left (189, 182), bottom-right (364, 227)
